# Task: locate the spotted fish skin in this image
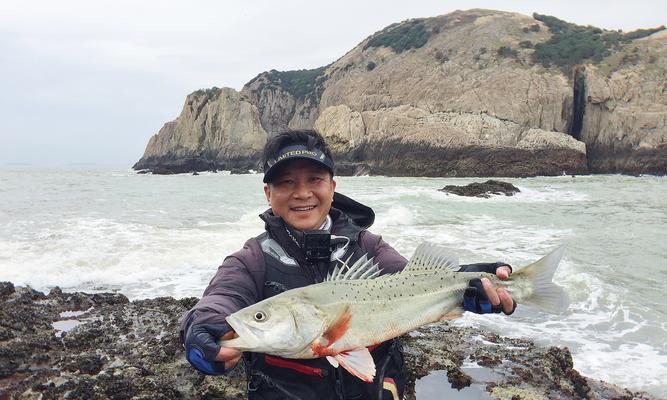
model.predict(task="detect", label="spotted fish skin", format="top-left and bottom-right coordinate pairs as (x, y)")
top-left (223, 244), bottom-right (567, 381)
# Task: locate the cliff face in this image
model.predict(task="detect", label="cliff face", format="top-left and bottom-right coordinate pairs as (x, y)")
top-left (311, 10), bottom-right (589, 176)
top-left (134, 9), bottom-right (666, 176)
top-left (240, 68), bottom-right (324, 133)
top-left (133, 87), bottom-right (267, 173)
top-left (580, 31), bottom-right (667, 174)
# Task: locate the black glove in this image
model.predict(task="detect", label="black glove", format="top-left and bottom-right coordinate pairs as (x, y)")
top-left (459, 262), bottom-right (516, 315)
top-left (458, 261), bottom-right (512, 274)
top-left (183, 314), bottom-right (233, 375)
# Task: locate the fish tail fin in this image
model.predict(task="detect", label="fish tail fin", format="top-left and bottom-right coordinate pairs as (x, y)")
top-left (512, 246), bottom-right (569, 314)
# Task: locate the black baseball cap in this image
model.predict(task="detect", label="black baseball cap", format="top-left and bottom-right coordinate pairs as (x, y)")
top-left (263, 144), bottom-right (335, 183)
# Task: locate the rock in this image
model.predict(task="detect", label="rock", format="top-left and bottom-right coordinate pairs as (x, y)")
top-left (230, 168), bottom-right (251, 175)
top-left (439, 180), bottom-right (521, 198)
top-left (134, 9), bottom-right (667, 176)
top-left (149, 166), bottom-right (175, 175)
top-left (0, 282), bottom-right (15, 297)
top-left (241, 74), bottom-right (300, 134)
top-left (134, 10), bottom-right (665, 176)
top-left (335, 162), bottom-right (372, 176)
top-left (579, 33), bottom-right (667, 174)
top-left (0, 284), bottom-right (655, 399)
top-left (133, 88), bottom-right (267, 174)
top-left (192, 171), bottom-right (199, 176)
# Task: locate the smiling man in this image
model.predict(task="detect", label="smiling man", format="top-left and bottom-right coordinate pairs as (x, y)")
top-left (263, 157), bottom-right (336, 232)
top-left (180, 129), bottom-right (515, 400)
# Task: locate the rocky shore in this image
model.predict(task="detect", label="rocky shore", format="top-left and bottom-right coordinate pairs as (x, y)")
top-left (0, 283), bottom-right (654, 399)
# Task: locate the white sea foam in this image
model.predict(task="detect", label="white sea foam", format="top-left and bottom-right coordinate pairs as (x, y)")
top-left (510, 186), bottom-right (589, 203)
top-left (1, 169), bottom-right (665, 397)
top-left (0, 212), bottom-right (265, 299)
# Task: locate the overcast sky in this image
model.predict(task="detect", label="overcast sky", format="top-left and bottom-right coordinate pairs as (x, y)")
top-left (0, 0), bottom-right (664, 166)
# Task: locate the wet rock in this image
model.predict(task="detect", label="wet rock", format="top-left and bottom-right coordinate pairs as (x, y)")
top-left (0, 282), bottom-right (15, 297)
top-left (446, 367), bottom-right (472, 389)
top-left (439, 179), bottom-right (521, 198)
top-left (335, 162), bottom-right (372, 177)
top-left (230, 168), bottom-right (251, 174)
top-left (152, 166), bottom-right (178, 175)
top-left (0, 284), bottom-right (656, 400)
top-left (62, 354), bottom-right (105, 375)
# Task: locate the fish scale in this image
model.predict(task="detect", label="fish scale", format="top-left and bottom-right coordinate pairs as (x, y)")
top-left (299, 268), bottom-right (488, 354)
top-left (223, 243), bottom-right (568, 382)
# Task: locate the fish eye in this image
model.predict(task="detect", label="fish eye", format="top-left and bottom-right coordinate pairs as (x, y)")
top-left (254, 311), bottom-right (267, 322)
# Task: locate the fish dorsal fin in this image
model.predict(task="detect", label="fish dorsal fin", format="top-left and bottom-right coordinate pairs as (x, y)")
top-left (326, 254), bottom-right (382, 281)
top-left (402, 243), bottom-right (459, 273)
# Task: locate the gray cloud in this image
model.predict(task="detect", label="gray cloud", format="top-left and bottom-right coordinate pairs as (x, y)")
top-left (0, 0), bottom-right (664, 165)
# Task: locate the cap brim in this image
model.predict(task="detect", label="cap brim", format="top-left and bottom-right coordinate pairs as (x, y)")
top-left (263, 144), bottom-right (334, 183)
top-left (263, 157), bottom-right (333, 183)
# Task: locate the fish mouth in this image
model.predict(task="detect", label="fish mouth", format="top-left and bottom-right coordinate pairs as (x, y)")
top-left (222, 315), bottom-right (260, 350)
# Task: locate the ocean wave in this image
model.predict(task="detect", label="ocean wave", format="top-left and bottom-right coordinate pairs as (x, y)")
top-left (0, 215), bottom-right (265, 299)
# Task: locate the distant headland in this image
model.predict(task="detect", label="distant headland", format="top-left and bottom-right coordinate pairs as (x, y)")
top-left (133, 9), bottom-right (666, 177)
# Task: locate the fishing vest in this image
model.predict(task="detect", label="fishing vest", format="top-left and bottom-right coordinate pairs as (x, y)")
top-left (242, 223), bottom-right (407, 400)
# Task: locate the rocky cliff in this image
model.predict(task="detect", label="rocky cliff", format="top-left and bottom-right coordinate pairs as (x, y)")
top-left (0, 283), bottom-right (655, 399)
top-left (579, 31), bottom-right (667, 174)
top-left (133, 88), bottom-right (267, 174)
top-left (134, 9), bottom-right (666, 176)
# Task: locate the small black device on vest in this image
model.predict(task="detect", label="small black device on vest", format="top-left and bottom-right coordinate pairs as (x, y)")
top-left (303, 230), bottom-right (331, 263)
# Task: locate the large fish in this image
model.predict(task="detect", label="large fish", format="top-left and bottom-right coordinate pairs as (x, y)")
top-left (222, 243), bottom-right (568, 382)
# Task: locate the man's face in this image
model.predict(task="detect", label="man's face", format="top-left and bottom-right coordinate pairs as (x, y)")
top-left (264, 159), bottom-right (336, 231)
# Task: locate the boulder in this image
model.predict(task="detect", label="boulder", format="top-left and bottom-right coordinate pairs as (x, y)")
top-left (439, 180), bottom-right (521, 198)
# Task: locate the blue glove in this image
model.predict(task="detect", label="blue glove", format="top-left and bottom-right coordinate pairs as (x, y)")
top-left (463, 278), bottom-right (502, 314)
top-left (183, 317), bottom-right (233, 375)
top-left (460, 262), bottom-right (516, 315)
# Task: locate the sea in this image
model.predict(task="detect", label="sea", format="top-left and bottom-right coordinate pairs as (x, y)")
top-left (0, 166), bottom-right (665, 398)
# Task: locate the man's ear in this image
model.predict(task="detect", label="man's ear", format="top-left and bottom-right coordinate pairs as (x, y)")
top-left (264, 184), bottom-right (271, 205)
top-left (331, 179), bottom-right (336, 193)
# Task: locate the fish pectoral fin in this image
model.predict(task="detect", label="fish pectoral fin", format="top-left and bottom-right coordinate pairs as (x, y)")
top-left (334, 348), bottom-right (376, 383)
top-left (326, 356), bottom-right (339, 368)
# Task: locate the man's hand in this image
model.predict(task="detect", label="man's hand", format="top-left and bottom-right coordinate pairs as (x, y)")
top-left (184, 320), bottom-right (241, 375)
top-left (216, 331), bottom-right (242, 369)
top-left (462, 263), bottom-right (517, 315)
top-left (482, 265), bottom-right (515, 314)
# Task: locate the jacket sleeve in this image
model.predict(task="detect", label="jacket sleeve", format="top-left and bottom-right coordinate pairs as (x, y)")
top-left (458, 261), bottom-right (512, 273)
top-left (179, 238), bottom-right (265, 339)
top-left (359, 231), bottom-right (408, 274)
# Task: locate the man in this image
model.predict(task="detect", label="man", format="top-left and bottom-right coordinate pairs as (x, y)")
top-left (181, 129), bottom-right (514, 400)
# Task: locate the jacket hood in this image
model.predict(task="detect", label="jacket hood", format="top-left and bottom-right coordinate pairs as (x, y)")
top-left (331, 192), bottom-right (374, 229)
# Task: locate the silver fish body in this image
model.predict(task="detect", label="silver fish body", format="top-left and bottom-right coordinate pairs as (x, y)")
top-left (223, 243), bottom-right (567, 381)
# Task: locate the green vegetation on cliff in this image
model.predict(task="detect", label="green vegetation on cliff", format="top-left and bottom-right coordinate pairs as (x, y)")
top-left (262, 66), bottom-right (328, 103)
top-left (364, 19), bottom-right (433, 53)
top-left (532, 13), bottom-right (665, 72)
